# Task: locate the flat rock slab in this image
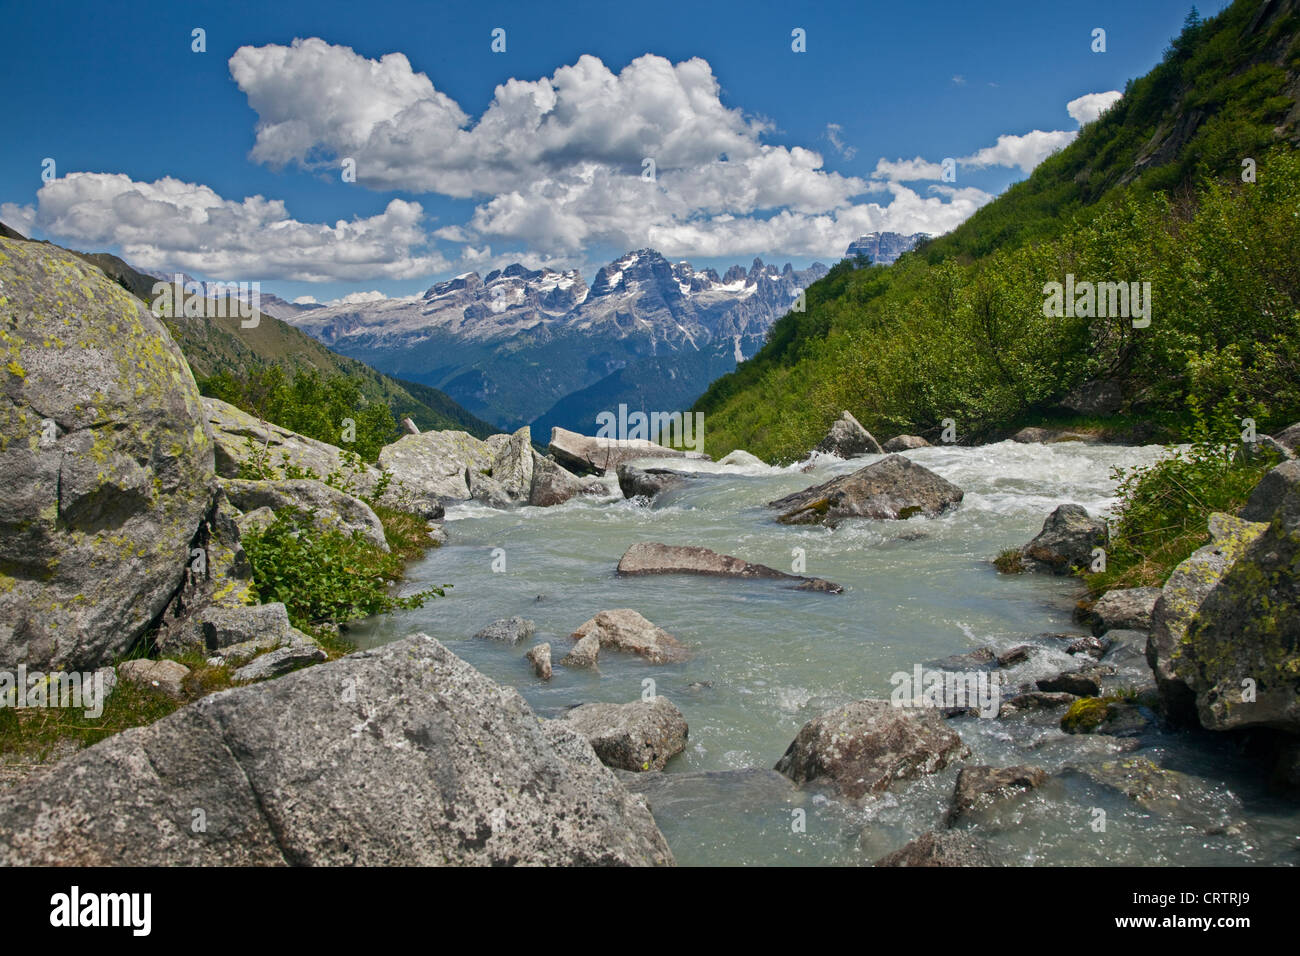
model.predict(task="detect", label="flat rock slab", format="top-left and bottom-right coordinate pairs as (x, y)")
top-left (0, 634), bottom-right (673, 866)
top-left (768, 454), bottom-right (963, 527)
top-left (550, 426), bottom-right (702, 476)
top-left (473, 617), bottom-right (536, 645)
top-left (774, 698), bottom-right (969, 799)
top-left (617, 542), bottom-right (842, 594)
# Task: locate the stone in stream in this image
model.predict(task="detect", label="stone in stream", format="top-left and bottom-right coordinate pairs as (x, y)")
top-left (616, 464), bottom-right (693, 502)
top-left (561, 632), bottom-right (601, 669)
top-left (813, 410), bottom-right (882, 458)
top-left (474, 617), bottom-right (536, 645)
top-left (945, 765), bottom-right (1049, 825)
top-left (1003, 503), bottom-right (1109, 575)
top-left (768, 454), bottom-right (963, 527)
top-left (998, 691), bottom-right (1079, 716)
top-left (1036, 664), bottom-right (1113, 698)
top-left (882, 434), bottom-right (930, 452)
top-left (568, 609), bottom-right (689, 664)
top-left (549, 426), bottom-right (703, 477)
top-left (555, 697), bottom-right (689, 772)
top-left (873, 830), bottom-right (1000, 867)
top-left (616, 542), bottom-right (843, 594)
top-left (0, 239), bottom-right (215, 671)
top-left (716, 449), bottom-right (767, 468)
top-left (774, 699), bottom-right (969, 799)
top-left (528, 452), bottom-right (603, 507)
top-left (1083, 586), bottom-right (1162, 635)
top-left (0, 635), bottom-right (674, 866)
top-left (526, 643), bottom-right (552, 681)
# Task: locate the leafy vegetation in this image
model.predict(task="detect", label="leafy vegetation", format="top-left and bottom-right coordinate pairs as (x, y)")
top-left (696, 1), bottom-right (1300, 463)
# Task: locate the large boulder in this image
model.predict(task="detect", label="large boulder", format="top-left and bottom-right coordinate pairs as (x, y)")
top-left (556, 697), bottom-right (689, 772)
top-left (568, 609), bottom-right (689, 664)
top-left (813, 410), bottom-right (882, 458)
top-left (882, 434), bottom-right (930, 452)
top-left (1239, 459), bottom-right (1300, 523)
top-left (1085, 587), bottom-right (1161, 635)
top-left (616, 542), bottom-right (843, 593)
top-left (549, 426), bottom-right (702, 476)
top-left (1009, 504), bottom-right (1108, 574)
top-left (376, 429), bottom-right (493, 513)
top-left (528, 451), bottom-right (601, 507)
top-left (1271, 422), bottom-right (1300, 456)
top-left (616, 464), bottom-right (692, 502)
top-left (220, 478), bottom-right (388, 550)
top-left (0, 239), bottom-right (215, 670)
top-left (203, 396), bottom-right (379, 493)
top-left (774, 699), bottom-right (968, 799)
top-left (489, 426), bottom-right (534, 501)
top-left (768, 454), bottom-right (963, 527)
top-left (1147, 513), bottom-right (1269, 722)
top-left (0, 634), bottom-right (674, 866)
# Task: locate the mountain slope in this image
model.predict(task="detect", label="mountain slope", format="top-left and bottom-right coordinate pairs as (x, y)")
top-left (694, 0), bottom-right (1300, 462)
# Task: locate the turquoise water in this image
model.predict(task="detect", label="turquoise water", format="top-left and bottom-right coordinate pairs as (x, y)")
top-left (353, 442), bottom-right (1299, 865)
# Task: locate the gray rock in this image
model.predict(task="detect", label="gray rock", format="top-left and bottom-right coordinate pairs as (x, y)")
top-left (1037, 665), bottom-right (1112, 697)
top-left (1086, 587), bottom-right (1161, 635)
top-left (473, 617), bottom-right (536, 645)
top-left (528, 451), bottom-right (602, 507)
top-left (774, 699), bottom-right (968, 799)
top-left (556, 697), bottom-right (689, 772)
top-left (769, 454), bottom-right (962, 526)
top-left (1067, 635), bottom-right (1111, 658)
top-left (221, 478), bottom-right (388, 550)
top-left (926, 646), bottom-right (998, 671)
top-left (1014, 504), bottom-right (1109, 574)
top-left (568, 609), bottom-right (689, 664)
top-left (1272, 422), bottom-right (1300, 455)
top-left (561, 632), bottom-right (601, 669)
top-left (0, 635), bottom-right (673, 865)
top-left (616, 542), bottom-right (842, 593)
top-left (526, 643), bottom-right (552, 681)
top-left (232, 644), bottom-right (327, 682)
top-left (616, 464), bottom-right (692, 502)
top-left (376, 429), bottom-right (493, 513)
top-left (1146, 513), bottom-right (1268, 722)
top-left (998, 691), bottom-right (1078, 716)
top-left (1058, 379), bottom-right (1122, 416)
top-left (118, 659), bottom-right (191, 700)
top-left (235, 505), bottom-right (277, 536)
top-left (1009, 427), bottom-right (1094, 444)
top-left (0, 239), bottom-right (215, 670)
top-left (1239, 459), bottom-right (1300, 523)
top-left (813, 410), bottom-right (882, 458)
top-left (466, 469), bottom-right (514, 509)
top-left (873, 830), bottom-right (999, 867)
top-left (198, 602), bottom-right (303, 652)
top-left (549, 426), bottom-right (699, 476)
top-left (882, 434), bottom-right (930, 452)
top-left (945, 764), bottom-right (1048, 825)
top-left (489, 426), bottom-right (534, 501)
top-left (716, 449), bottom-right (767, 468)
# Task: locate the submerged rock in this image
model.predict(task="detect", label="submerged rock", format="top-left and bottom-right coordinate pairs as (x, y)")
top-left (774, 698), bottom-right (969, 799)
top-left (768, 454), bottom-right (962, 527)
top-left (945, 764), bottom-right (1048, 825)
top-left (0, 239), bottom-right (216, 671)
top-left (813, 410), bottom-right (882, 458)
top-left (616, 542), bottom-right (843, 594)
top-left (474, 617), bottom-right (536, 645)
top-left (0, 635), bottom-right (674, 865)
top-left (873, 830), bottom-right (999, 867)
top-left (525, 643), bottom-right (552, 681)
top-left (568, 609), bottom-right (689, 664)
top-left (556, 697), bottom-right (688, 772)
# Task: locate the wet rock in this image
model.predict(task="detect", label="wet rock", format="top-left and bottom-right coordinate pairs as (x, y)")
top-left (926, 646), bottom-right (998, 671)
top-left (873, 830), bottom-right (999, 867)
top-left (1238, 459), bottom-right (1300, 523)
top-left (716, 449), bottom-right (767, 468)
top-left (882, 435), bottom-right (930, 452)
top-left (945, 764), bottom-right (1048, 825)
top-left (774, 699), bottom-right (969, 799)
top-left (561, 632), bottom-right (600, 669)
top-left (528, 452), bottom-right (603, 507)
top-left (467, 469), bottom-right (514, 509)
top-left (1067, 635), bottom-right (1111, 659)
top-left (526, 643), bottom-right (552, 681)
top-left (556, 697), bottom-right (688, 772)
top-left (769, 454), bottom-right (962, 527)
top-left (232, 643), bottom-right (327, 682)
top-left (616, 464), bottom-right (692, 502)
top-left (813, 410), bottom-right (882, 458)
top-left (569, 609), bottom-right (689, 664)
top-left (1060, 696), bottom-right (1157, 735)
top-left (474, 617), bottom-right (536, 645)
top-left (549, 426), bottom-right (700, 476)
top-left (221, 477), bottom-right (389, 550)
top-left (0, 240), bottom-right (215, 671)
top-left (618, 767), bottom-right (795, 808)
top-left (997, 645), bottom-right (1034, 667)
top-left (999, 691), bottom-right (1078, 716)
top-left (1061, 755), bottom-right (1242, 830)
top-left (616, 542), bottom-right (843, 593)
top-left (1085, 587), bottom-right (1161, 635)
top-left (0, 635), bottom-right (674, 865)
top-left (1008, 504), bottom-right (1109, 575)
top-left (118, 659), bottom-right (190, 700)
top-left (1037, 665), bottom-right (1111, 697)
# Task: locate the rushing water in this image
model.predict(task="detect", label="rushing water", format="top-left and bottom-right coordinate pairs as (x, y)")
top-left (353, 441), bottom-right (1299, 866)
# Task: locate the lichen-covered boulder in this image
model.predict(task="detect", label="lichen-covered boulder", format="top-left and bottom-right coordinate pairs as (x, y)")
top-left (0, 239), bottom-right (215, 670)
top-left (221, 477), bottom-right (388, 550)
top-left (377, 429), bottom-right (493, 512)
top-left (1146, 513), bottom-right (1269, 722)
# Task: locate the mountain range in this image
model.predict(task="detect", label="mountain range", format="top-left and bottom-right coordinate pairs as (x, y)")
top-left (281, 248), bottom-right (830, 432)
top-left (844, 232), bottom-right (930, 264)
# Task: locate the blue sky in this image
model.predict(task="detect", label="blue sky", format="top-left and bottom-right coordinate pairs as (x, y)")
top-left (0, 0), bottom-right (1227, 302)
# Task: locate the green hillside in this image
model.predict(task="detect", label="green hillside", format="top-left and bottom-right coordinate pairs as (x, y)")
top-left (695, 0), bottom-right (1300, 462)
